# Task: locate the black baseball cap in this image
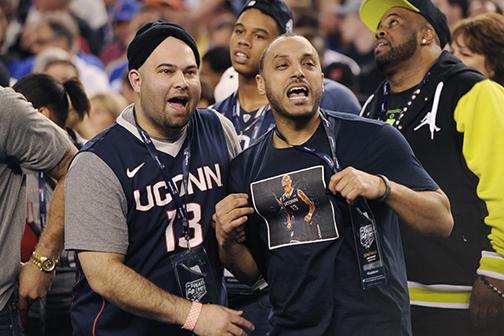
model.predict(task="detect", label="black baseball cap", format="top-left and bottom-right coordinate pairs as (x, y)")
top-left (359, 0), bottom-right (451, 48)
top-left (239, 0), bottom-right (294, 34)
top-left (127, 20), bottom-right (200, 70)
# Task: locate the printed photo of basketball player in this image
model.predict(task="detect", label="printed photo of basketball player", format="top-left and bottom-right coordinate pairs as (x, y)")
top-left (275, 174), bottom-right (320, 242)
top-left (251, 166), bottom-right (339, 249)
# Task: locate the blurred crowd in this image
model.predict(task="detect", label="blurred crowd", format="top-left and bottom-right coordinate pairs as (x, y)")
top-left (0, 0), bottom-right (502, 139)
top-left (2, 1), bottom-right (504, 335)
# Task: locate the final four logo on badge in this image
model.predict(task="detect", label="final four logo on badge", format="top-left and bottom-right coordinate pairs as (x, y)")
top-left (360, 224), bottom-right (375, 249)
top-left (185, 278), bottom-right (207, 301)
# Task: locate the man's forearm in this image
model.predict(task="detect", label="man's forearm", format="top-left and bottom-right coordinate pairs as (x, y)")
top-left (219, 243), bottom-right (260, 286)
top-left (37, 144), bottom-right (77, 256)
top-left (19, 175), bottom-right (69, 306)
top-left (35, 175), bottom-right (66, 256)
top-left (386, 182), bottom-right (453, 237)
top-left (79, 252), bottom-right (191, 325)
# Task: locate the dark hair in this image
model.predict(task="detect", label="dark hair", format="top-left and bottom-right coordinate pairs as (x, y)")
top-left (202, 46), bottom-right (231, 73)
top-left (294, 13), bottom-right (320, 31)
top-left (47, 20), bottom-right (74, 49)
top-left (448, 0), bottom-right (469, 18)
top-left (13, 73), bottom-right (90, 127)
top-left (452, 12), bottom-right (504, 85)
top-left (324, 62), bottom-right (358, 91)
top-left (200, 79), bottom-right (215, 106)
top-left (0, 61), bottom-right (9, 87)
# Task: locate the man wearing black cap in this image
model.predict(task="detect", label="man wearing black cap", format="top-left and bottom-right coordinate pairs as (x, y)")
top-left (65, 21), bottom-right (254, 335)
top-left (359, 0), bottom-right (504, 335)
top-left (212, 0), bottom-right (361, 149)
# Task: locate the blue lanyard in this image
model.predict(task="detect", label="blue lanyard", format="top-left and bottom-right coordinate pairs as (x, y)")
top-left (274, 111), bottom-right (386, 289)
top-left (231, 92), bottom-right (269, 141)
top-left (379, 84), bottom-right (390, 122)
top-left (133, 110), bottom-right (192, 240)
top-left (38, 172), bottom-right (47, 230)
top-left (274, 112), bottom-right (372, 211)
top-left (274, 111), bottom-right (341, 173)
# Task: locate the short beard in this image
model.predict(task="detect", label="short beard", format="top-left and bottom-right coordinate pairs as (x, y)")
top-left (139, 102), bottom-right (194, 138)
top-left (266, 87), bottom-right (321, 124)
top-left (376, 33), bottom-right (417, 74)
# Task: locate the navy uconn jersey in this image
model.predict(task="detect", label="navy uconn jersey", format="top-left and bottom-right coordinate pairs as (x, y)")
top-left (72, 108), bottom-right (230, 336)
top-left (279, 188), bottom-right (308, 215)
top-left (211, 93), bottom-right (275, 149)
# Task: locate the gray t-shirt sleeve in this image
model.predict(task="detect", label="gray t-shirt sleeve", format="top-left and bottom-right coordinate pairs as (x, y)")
top-left (212, 109), bottom-right (241, 159)
top-left (65, 151), bottom-right (129, 254)
top-left (0, 87), bottom-right (70, 171)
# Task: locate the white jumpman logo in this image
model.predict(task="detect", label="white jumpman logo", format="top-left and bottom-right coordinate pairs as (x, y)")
top-left (414, 82), bottom-right (444, 140)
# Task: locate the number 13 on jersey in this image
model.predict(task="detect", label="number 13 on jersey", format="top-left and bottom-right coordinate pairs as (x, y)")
top-left (165, 203), bottom-right (204, 252)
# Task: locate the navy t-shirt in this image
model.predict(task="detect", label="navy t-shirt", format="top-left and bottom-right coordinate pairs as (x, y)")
top-left (229, 111), bottom-right (438, 335)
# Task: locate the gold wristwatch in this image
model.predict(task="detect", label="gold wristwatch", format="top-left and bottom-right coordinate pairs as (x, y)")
top-left (29, 252), bottom-right (58, 273)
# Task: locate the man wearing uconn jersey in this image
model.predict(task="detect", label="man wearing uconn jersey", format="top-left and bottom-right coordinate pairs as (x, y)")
top-left (65, 22), bottom-right (254, 335)
top-left (215, 35), bottom-right (454, 335)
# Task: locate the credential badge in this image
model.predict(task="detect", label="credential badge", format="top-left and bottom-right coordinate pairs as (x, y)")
top-left (359, 224), bottom-right (375, 249)
top-left (185, 278), bottom-right (207, 302)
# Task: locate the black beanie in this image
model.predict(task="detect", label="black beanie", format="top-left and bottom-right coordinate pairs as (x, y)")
top-left (127, 21), bottom-right (200, 71)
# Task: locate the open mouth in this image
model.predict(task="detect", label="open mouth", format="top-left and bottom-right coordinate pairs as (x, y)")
top-left (167, 96), bottom-right (189, 112)
top-left (233, 51), bottom-right (249, 64)
top-left (287, 86), bottom-right (309, 101)
top-left (374, 40), bottom-right (389, 53)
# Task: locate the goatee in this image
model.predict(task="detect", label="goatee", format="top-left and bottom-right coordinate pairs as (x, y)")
top-left (375, 33), bottom-right (417, 74)
top-left (266, 90), bottom-right (320, 123)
